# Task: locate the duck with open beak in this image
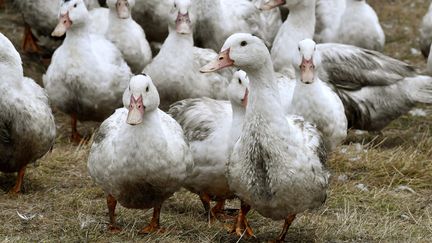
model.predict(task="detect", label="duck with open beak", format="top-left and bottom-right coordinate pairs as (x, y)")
top-left (260, 0), bottom-right (286, 11)
top-left (175, 4), bottom-right (192, 34)
top-left (126, 94), bottom-right (145, 125)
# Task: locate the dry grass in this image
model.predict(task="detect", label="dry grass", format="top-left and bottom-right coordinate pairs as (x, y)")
top-left (1, 0), bottom-right (432, 242)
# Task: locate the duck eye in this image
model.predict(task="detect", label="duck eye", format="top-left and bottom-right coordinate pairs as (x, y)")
top-left (240, 41), bottom-right (247, 47)
top-left (146, 86), bottom-right (149, 92)
top-left (238, 78), bottom-right (242, 84)
top-left (74, 3), bottom-right (77, 7)
top-left (174, 3), bottom-right (177, 8)
top-left (298, 47), bottom-right (300, 51)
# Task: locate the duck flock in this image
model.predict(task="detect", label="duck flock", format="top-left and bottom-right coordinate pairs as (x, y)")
top-left (1, 0), bottom-right (432, 241)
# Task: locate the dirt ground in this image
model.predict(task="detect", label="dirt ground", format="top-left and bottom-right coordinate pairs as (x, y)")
top-left (1, 0), bottom-right (432, 242)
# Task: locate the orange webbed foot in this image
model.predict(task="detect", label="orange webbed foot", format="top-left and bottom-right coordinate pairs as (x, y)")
top-left (108, 224), bottom-right (122, 233)
top-left (227, 201), bottom-right (255, 238)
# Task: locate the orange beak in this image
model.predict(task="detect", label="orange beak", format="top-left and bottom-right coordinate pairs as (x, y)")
top-left (52, 13), bottom-right (72, 37)
top-left (176, 12), bottom-right (192, 34)
top-left (126, 95), bottom-right (145, 125)
top-left (300, 58), bottom-right (315, 84)
top-left (200, 48), bottom-right (234, 73)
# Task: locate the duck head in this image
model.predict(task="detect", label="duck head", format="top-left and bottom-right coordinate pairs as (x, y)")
top-left (200, 33), bottom-right (269, 73)
top-left (52, 0), bottom-right (89, 37)
top-left (169, 0), bottom-right (192, 35)
top-left (107, 0), bottom-right (135, 19)
top-left (292, 38), bottom-right (321, 84)
top-left (123, 74), bottom-right (160, 125)
top-left (228, 70), bottom-right (250, 108)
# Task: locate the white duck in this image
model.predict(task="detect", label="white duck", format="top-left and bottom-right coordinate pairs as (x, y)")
top-left (105, 0), bottom-right (152, 73)
top-left (43, 0), bottom-right (131, 143)
top-left (193, 0), bottom-right (265, 51)
top-left (144, 0), bottom-right (230, 110)
top-left (336, 0), bottom-right (385, 51)
top-left (14, 0), bottom-right (101, 53)
top-left (168, 70), bottom-right (249, 221)
top-left (201, 33), bottom-right (329, 242)
top-left (263, 0), bottom-right (432, 131)
top-left (289, 39), bottom-right (347, 152)
top-left (88, 74), bottom-right (193, 233)
top-left (420, 2), bottom-right (432, 58)
top-left (0, 33), bottom-right (56, 193)
top-left (267, 0), bottom-right (316, 76)
top-left (314, 0), bottom-right (346, 43)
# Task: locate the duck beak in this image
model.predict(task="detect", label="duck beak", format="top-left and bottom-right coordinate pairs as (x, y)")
top-left (200, 48), bottom-right (234, 73)
top-left (260, 0), bottom-right (286, 10)
top-left (126, 95), bottom-right (145, 125)
top-left (176, 12), bottom-right (192, 34)
top-left (116, 0), bottom-right (130, 19)
top-left (300, 57), bottom-right (315, 84)
top-left (52, 13), bottom-right (72, 37)
top-left (241, 88), bottom-right (249, 107)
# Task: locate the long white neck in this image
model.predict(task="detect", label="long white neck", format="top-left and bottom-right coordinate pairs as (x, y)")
top-left (64, 18), bottom-right (91, 44)
top-left (229, 103), bottom-right (246, 151)
top-left (271, 1), bottom-right (316, 72)
top-left (158, 27), bottom-right (194, 59)
top-left (243, 57), bottom-right (285, 119)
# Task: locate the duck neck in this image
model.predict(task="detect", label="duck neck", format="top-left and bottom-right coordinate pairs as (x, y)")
top-left (136, 109), bottom-right (163, 132)
top-left (243, 57), bottom-right (284, 118)
top-left (64, 19), bottom-right (91, 44)
top-left (161, 27), bottom-right (194, 56)
top-left (274, 1), bottom-right (315, 67)
top-left (284, 1), bottom-right (316, 35)
top-left (295, 76), bottom-right (323, 93)
top-left (229, 103), bottom-right (246, 150)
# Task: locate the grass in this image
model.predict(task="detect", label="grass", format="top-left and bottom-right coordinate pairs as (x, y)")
top-left (1, 0), bottom-right (432, 242)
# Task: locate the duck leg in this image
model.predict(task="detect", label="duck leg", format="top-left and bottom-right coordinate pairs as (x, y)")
top-left (199, 192), bottom-right (211, 215)
top-left (22, 24), bottom-right (41, 54)
top-left (9, 165), bottom-right (27, 194)
top-left (270, 214), bottom-right (297, 243)
top-left (229, 200), bottom-right (255, 238)
top-left (210, 199), bottom-right (234, 222)
top-left (70, 113), bottom-right (84, 144)
top-left (107, 194), bottom-right (122, 233)
top-left (0, 0), bottom-right (4, 8)
top-left (139, 205), bottom-right (165, 234)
